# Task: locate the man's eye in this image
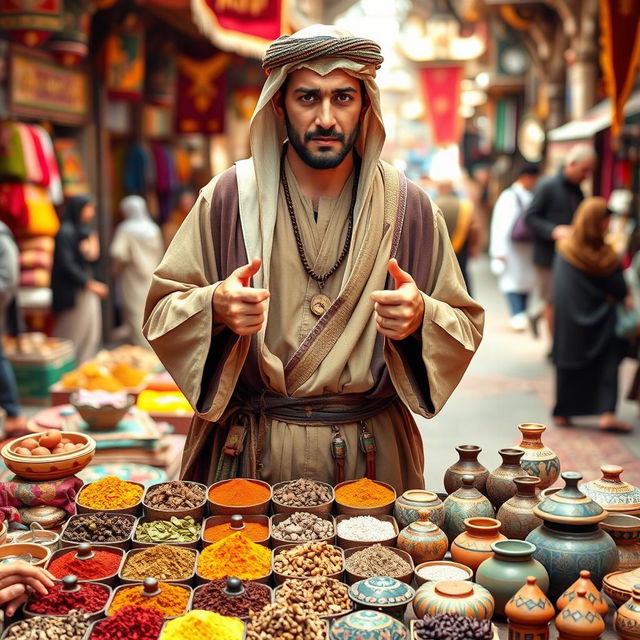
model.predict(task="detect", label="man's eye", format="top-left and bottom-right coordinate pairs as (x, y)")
top-left (336, 94), bottom-right (352, 102)
top-left (300, 94), bottom-right (316, 102)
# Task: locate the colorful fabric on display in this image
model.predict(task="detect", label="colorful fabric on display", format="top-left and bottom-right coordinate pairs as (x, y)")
top-left (0, 183), bottom-right (28, 230)
top-left (20, 248), bottom-right (53, 270)
top-left (48, 0), bottom-right (92, 67)
top-left (104, 15), bottom-right (145, 101)
top-left (33, 126), bottom-right (63, 205)
top-left (0, 475), bottom-right (83, 516)
top-left (27, 126), bottom-right (50, 188)
top-left (0, 0), bottom-right (64, 47)
top-left (123, 144), bottom-right (151, 195)
top-left (419, 65), bottom-right (464, 147)
top-left (16, 123), bottom-right (44, 186)
top-left (151, 145), bottom-right (177, 223)
top-left (0, 122), bottom-right (27, 182)
top-left (53, 138), bottom-right (90, 196)
top-left (176, 53), bottom-right (230, 134)
top-left (174, 148), bottom-right (191, 185)
top-left (146, 42), bottom-right (177, 107)
top-left (23, 184), bottom-right (60, 237)
top-left (19, 267), bottom-right (50, 287)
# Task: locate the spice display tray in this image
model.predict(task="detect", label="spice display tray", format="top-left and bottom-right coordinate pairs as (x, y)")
top-left (76, 480), bottom-right (145, 517)
top-left (195, 567), bottom-right (272, 587)
top-left (105, 582), bottom-right (193, 619)
top-left (60, 514), bottom-right (137, 551)
top-left (335, 514), bottom-right (399, 550)
top-left (142, 481), bottom-right (207, 522)
top-left (334, 480), bottom-right (396, 517)
top-left (133, 516), bottom-right (202, 550)
top-left (1, 617), bottom-right (94, 640)
top-left (344, 546), bottom-right (414, 585)
top-left (272, 543), bottom-right (345, 585)
top-left (118, 547), bottom-right (198, 586)
top-left (413, 560), bottom-right (473, 588)
top-left (191, 580), bottom-right (274, 620)
top-left (85, 618), bottom-right (166, 640)
top-left (271, 480), bottom-right (335, 516)
top-left (202, 514), bottom-right (270, 548)
top-left (274, 578), bottom-right (353, 621)
top-left (45, 544), bottom-right (125, 587)
top-left (207, 478), bottom-right (272, 516)
top-left (23, 581), bottom-right (112, 621)
top-left (409, 619), bottom-right (500, 640)
top-left (270, 512), bottom-right (336, 548)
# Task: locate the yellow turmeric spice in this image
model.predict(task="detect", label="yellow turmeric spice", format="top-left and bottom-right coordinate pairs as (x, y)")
top-left (160, 610), bottom-right (243, 640)
top-left (197, 532), bottom-right (271, 580)
top-left (78, 476), bottom-right (143, 510)
top-left (335, 477), bottom-right (395, 507)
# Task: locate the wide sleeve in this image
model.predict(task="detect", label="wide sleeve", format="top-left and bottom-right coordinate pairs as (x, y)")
top-left (525, 180), bottom-right (555, 239)
top-left (109, 226), bottom-right (131, 275)
top-left (384, 205), bottom-right (484, 418)
top-left (143, 177), bottom-right (250, 422)
top-left (489, 190), bottom-right (516, 259)
top-left (54, 228), bottom-right (89, 288)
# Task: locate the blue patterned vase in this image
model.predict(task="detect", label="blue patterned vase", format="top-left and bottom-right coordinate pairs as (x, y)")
top-left (443, 475), bottom-right (494, 542)
top-left (514, 423), bottom-right (560, 490)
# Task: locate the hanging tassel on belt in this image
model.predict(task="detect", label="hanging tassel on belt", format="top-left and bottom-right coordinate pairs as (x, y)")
top-left (331, 425), bottom-right (346, 485)
top-left (214, 414), bottom-right (249, 482)
top-left (359, 421), bottom-right (377, 480)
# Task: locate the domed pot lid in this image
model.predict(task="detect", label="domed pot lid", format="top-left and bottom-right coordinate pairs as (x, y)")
top-left (399, 490), bottom-right (441, 506)
top-left (533, 472), bottom-right (607, 525)
top-left (330, 609), bottom-right (408, 638)
top-left (579, 465), bottom-right (640, 513)
top-left (348, 576), bottom-right (415, 606)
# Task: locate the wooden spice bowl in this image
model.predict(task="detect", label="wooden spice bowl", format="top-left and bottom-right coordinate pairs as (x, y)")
top-left (273, 578), bottom-right (353, 621)
top-left (142, 481), bottom-right (208, 522)
top-left (272, 543), bottom-right (345, 586)
top-left (271, 480), bottom-right (335, 516)
top-left (335, 514), bottom-right (399, 550)
top-left (118, 547), bottom-right (198, 586)
top-left (45, 544), bottom-right (125, 588)
top-left (23, 579), bottom-right (112, 621)
top-left (132, 517), bottom-right (202, 550)
top-left (270, 513), bottom-right (336, 548)
top-left (413, 560), bottom-right (473, 588)
top-left (343, 546), bottom-right (414, 586)
top-left (334, 480), bottom-right (396, 517)
top-left (201, 514), bottom-right (270, 549)
top-left (0, 542), bottom-right (51, 568)
top-left (409, 619), bottom-right (499, 640)
top-left (190, 580), bottom-right (274, 620)
top-left (76, 480), bottom-right (145, 517)
top-left (60, 514), bottom-right (137, 551)
top-left (207, 479), bottom-right (272, 516)
top-left (106, 581), bottom-right (193, 619)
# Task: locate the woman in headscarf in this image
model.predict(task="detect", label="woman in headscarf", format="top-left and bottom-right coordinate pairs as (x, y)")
top-left (52, 195), bottom-right (108, 364)
top-left (110, 195), bottom-right (164, 347)
top-left (552, 196), bottom-right (632, 431)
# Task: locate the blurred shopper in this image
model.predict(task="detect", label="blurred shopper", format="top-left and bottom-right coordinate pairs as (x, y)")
top-left (52, 196), bottom-right (108, 364)
top-left (489, 164), bottom-right (541, 331)
top-left (162, 187), bottom-right (196, 247)
top-left (552, 197), bottom-right (631, 432)
top-left (110, 196), bottom-right (164, 348)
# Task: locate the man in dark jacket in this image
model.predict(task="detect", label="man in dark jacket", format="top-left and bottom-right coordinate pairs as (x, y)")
top-left (525, 144), bottom-right (596, 339)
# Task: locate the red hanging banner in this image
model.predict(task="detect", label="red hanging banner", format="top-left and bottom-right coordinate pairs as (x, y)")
top-left (0, 0), bottom-right (63, 47)
top-left (599, 0), bottom-right (640, 138)
top-left (419, 65), bottom-right (464, 147)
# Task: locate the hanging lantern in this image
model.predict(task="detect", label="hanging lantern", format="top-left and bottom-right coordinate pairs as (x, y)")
top-left (0, 0), bottom-right (64, 48)
top-left (48, 0), bottom-right (94, 67)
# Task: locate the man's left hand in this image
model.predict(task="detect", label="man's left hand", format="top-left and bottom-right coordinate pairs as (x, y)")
top-left (371, 259), bottom-right (425, 340)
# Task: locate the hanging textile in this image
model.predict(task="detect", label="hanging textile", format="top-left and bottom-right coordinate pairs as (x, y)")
top-left (232, 87), bottom-right (260, 121)
top-left (0, 183), bottom-right (28, 231)
top-left (419, 65), bottom-right (464, 147)
top-left (23, 184), bottom-right (59, 237)
top-left (104, 15), bottom-right (145, 101)
top-left (16, 123), bottom-right (44, 186)
top-left (0, 0), bottom-right (64, 47)
top-left (33, 126), bottom-right (63, 205)
top-left (53, 138), bottom-right (90, 196)
top-left (0, 122), bottom-right (27, 182)
top-left (48, 0), bottom-right (93, 67)
top-left (123, 144), bottom-right (151, 195)
top-left (146, 42), bottom-right (177, 107)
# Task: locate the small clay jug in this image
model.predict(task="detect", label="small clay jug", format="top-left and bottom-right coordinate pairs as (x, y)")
top-left (614, 584), bottom-right (640, 640)
top-left (556, 570), bottom-right (608, 617)
top-left (505, 576), bottom-right (555, 640)
top-left (443, 475), bottom-right (494, 542)
top-left (444, 445), bottom-right (489, 495)
top-left (497, 476), bottom-right (543, 540)
top-left (393, 490), bottom-right (445, 529)
top-left (514, 423), bottom-right (560, 489)
top-left (450, 517), bottom-right (506, 574)
top-left (486, 449), bottom-right (525, 510)
top-left (397, 512), bottom-right (448, 565)
top-left (555, 589), bottom-right (605, 640)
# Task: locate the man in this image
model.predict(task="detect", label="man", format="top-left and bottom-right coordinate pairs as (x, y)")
top-left (525, 144), bottom-right (596, 338)
top-left (143, 25), bottom-right (484, 493)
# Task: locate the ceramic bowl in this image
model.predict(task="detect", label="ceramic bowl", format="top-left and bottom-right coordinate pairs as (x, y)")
top-left (270, 512), bottom-right (335, 548)
top-left (271, 480), bottom-right (335, 516)
top-left (132, 516), bottom-right (202, 550)
top-left (23, 579), bottom-right (111, 621)
top-left (272, 543), bottom-right (345, 585)
top-left (192, 579), bottom-right (273, 620)
top-left (106, 580), bottom-right (193, 619)
top-left (414, 560), bottom-right (474, 587)
top-left (344, 546), bottom-right (414, 586)
top-left (142, 481), bottom-right (207, 521)
top-left (207, 479), bottom-right (271, 516)
top-left (202, 514), bottom-right (270, 548)
top-left (76, 481), bottom-right (144, 516)
top-left (45, 544), bottom-right (124, 587)
top-left (13, 527), bottom-right (60, 553)
top-left (336, 514), bottom-right (399, 550)
top-left (0, 542), bottom-right (51, 567)
top-left (119, 547), bottom-right (198, 586)
top-left (603, 568), bottom-right (640, 606)
top-left (1, 432), bottom-right (96, 481)
top-left (334, 480), bottom-right (396, 517)
top-left (348, 576), bottom-right (415, 619)
top-left (70, 394), bottom-right (134, 431)
top-left (330, 609), bottom-right (408, 639)
top-left (600, 513), bottom-right (640, 543)
top-left (60, 513), bottom-right (136, 550)
top-left (274, 578), bottom-right (352, 620)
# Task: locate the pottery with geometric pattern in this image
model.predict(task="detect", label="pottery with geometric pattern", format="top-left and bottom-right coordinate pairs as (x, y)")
top-left (450, 517), bottom-right (507, 574)
top-left (443, 475), bottom-right (494, 543)
top-left (486, 449), bottom-right (526, 510)
top-left (556, 570), bottom-right (608, 617)
top-left (505, 576), bottom-right (555, 640)
top-left (412, 579), bottom-right (495, 620)
top-left (555, 589), bottom-right (605, 640)
top-left (614, 584), bottom-right (640, 640)
top-left (514, 423), bottom-right (560, 490)
top-left (444, 445), bottom-right (490, 495)
top-left (497, 476), bottom-right (543, 540)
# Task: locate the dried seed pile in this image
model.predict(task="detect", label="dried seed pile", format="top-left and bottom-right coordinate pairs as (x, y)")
top-left (345, 544), bottom-right (411, 578)
top-left (272, 512), bottom-right (333, 542)
top-left (275, 577), bottom-right (350, 617)
top-left (274, 541), bottom-right (343, 578)
top-left (414, 613), bottom-right (493, 640)
top-left (273, 479), bottom-right (332, 507)
top-left (246, 603), bottom-right (325, 640)
top-left (145, 482), bottom-right (205, 511)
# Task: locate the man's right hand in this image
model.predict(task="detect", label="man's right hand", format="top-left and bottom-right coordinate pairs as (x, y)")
top-left (213, 258), bottom-right (270, 336)
top-left (551, 224), bottom-right (573, 241)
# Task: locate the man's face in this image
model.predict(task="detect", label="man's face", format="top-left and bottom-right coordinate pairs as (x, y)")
top-left (565, 156), bottom-right (595, 184)
top-left (276, 68), bottom-right (365, 170)
top-left (520, 174), bottom-right (538, 191)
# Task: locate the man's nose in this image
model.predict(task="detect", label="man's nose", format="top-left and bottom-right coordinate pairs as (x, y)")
top-left (315, 98), bottom-right (337, 130)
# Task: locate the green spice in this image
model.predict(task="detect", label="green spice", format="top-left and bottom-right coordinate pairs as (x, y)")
top-left (135, 516), bottom-right (201, 543)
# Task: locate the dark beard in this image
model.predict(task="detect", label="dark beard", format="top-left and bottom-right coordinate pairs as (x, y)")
top-left (284, 111), bottom-right (360, 170)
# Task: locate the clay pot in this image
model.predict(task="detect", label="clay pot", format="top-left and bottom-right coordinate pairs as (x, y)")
top-left (450, 517), bottom-right (507, 574)
top-left (556, 570), bottom-right (608, 617)
top-left (412, 580), bottom-right (495, 620)
top-left (600, 514), bottom-right (640, 571)
top-left (555, 589), bottom-right (605, 640)
top-left (486, 449), bottom-right (525, 510)
top-left (497, 476), bottom-right (543, 540)
top-left (475, 540), bottom-right (549, 617)
top-left (393, 490), bottom-right (444, 529)
top-left (505, 576), bottom-right (555, 640)
top-left (614, 584), bottom-right (640, 640)
top-left (443, 475), bottom-right (494, 543)
top-left (580, 465), bottom-right (640, 517)
top-left (444, 445), bottom-right (489, 495)
top-left (604, 567), bottom-right (640, 607)
top-left (396, 512), bottom-right (448, 565)
top-left (514, 423), bottom-right (560, 490)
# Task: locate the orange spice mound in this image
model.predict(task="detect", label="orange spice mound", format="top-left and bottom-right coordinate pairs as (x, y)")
top-left (204, 521), bottom-right (268, 543)
top-left (197, 532), bottom-right (271, 580)
top-left (335, 478), bottom-right (395, 507)
top-left (208, 479), bottom-right (270, 507)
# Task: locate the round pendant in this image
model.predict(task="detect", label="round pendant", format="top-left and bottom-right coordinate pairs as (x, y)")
top-left (310, 294), bottom-right (332, 317)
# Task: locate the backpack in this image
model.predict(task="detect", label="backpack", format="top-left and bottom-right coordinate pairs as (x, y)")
top-left (510, 188), bottom-right (533, 243)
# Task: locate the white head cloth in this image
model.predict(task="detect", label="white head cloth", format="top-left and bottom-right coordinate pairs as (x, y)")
top-left (119, 195), bottom-right (160, 240)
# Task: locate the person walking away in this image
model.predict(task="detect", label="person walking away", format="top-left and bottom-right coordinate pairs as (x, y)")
top-left (162, 187), bottom-right (197, 247)
top-left (110, 196), bottom-right (164, 348)
top-left (489, 164), bottom-right (540, 331)
top-left (52, 196), bottom-right (108, 364)
top-left (552, 197), bottom-right (631, 432)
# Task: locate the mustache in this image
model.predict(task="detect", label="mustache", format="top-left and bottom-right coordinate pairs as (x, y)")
top-left (304, 128), bottom-right (344, 143)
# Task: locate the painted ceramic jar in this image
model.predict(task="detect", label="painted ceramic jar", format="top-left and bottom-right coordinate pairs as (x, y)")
top-left (393, 490), bottom-right (444, 529)
top-left (497, 476), bottom-right (543, 540)
top-left (397, 512), bottom-right (448, 565)
top-left (600, 514), bottom-right (640, 571)
top-left (412, 579), bottom-right (495, 620)
top-left (614, 584), bottom-right (640, 640)
top-left (556, 570), bottom-right (608, 617)
top-left (505, 576), bottom-right (555, 640)
top-left (444, 445), bottom-right (489, 495)
top-left (450, 517), bottom-right (507, 574)
top-left (476, 540), bottom-right (549, 617)
top-left (486, 449), bottom-right (525, 510)
top-left (348, 576), bottom-right (414, 620)
top-left (525, 471), bottom-right (618, 601)
top-left (514, 423), bottom-right (560, 490)
top-left (603, 567), bottom-right (640, 607)
top-left (443, 475), bottom-right (494, 543)
top-left (330, 609), bottom-right (408, 640)
top-left (579, 465), bottom-right (640, 517)
top-left (555, 590), bottom-right (605, 640)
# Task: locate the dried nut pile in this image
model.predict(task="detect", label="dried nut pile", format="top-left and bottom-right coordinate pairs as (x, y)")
top-left (145, 481), bottom-right (205, 510)
top-left (345, 544), bottom-right (412, 578)
top-left (274, 541), bottom-right (343, 578)
top-left (246, 603), bottom-right (325, 640)
top-left (337, 516), bottom-right (396, 541)
top-left (136, 516), bottom-right (201, 543)
top-left (275, 577), bottom-right (350, 617)
top-left (273, 479), bottom-right (332, 507)
top-left (414, 613), bottom-right (493, 640)
top-left (417, 564), bottom-right (470, 582)
top-left (272, 512), bottom-right (334, 542)
top-left (6, 611), bottom-right (90, 640)
top-left (64, 514), bottom-right (133, 542)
